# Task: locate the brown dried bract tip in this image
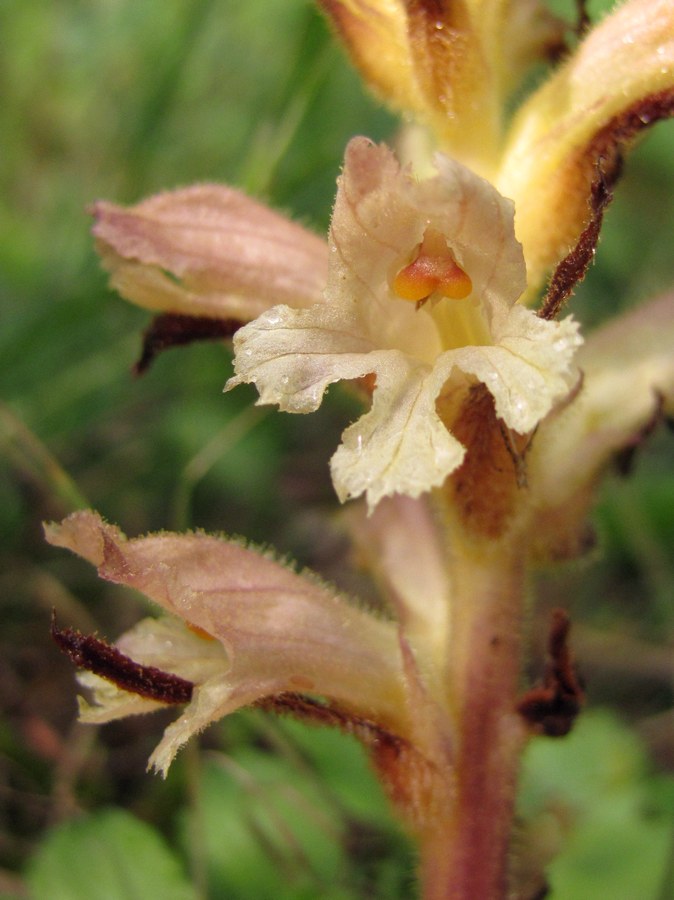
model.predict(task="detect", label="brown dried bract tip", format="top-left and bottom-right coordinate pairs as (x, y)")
top-left (135, 313), bottom-right (240, 375)
top-left (540, 89), bottom-right (674, 321)
top-left (51, 611), bottom-right (194, 705)
top-left (539, 159), bottom-right (614, 321)
top-left (517, 608), bottom-right (584, 737)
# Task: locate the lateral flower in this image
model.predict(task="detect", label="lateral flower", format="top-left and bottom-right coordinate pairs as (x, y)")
top-left (227, 138), bottom-right (581, 509)
top-left (45, 510), bottom-right (410, 775)
top-left (529, 290), bottom-right (674, 559)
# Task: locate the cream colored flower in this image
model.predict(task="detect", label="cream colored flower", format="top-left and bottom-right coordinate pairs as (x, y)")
top-left (227, 138), bottom-right (581, 508)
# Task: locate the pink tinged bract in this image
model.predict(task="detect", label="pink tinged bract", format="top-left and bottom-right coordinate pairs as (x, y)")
top-left (92, 184), bottom-right (329, 323)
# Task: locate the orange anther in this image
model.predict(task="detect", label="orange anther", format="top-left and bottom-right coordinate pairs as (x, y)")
top-left (392, 235), bottom-right (472, 305)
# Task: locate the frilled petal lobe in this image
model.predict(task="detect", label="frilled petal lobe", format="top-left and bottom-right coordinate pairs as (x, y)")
top-left (450, 303), bottom-right (581, 432)
top-left (319, 1), bottom-right (563, 174)
top-left (92, 185), bottom-right (328, 322)
top-left (530, 291), bottom-right (674, 559)
top-left (228, 138), bottom-right (580, 508)
top-left (45, 511), bottom-right (408, 773)
top-left (498, 0), bottom-right (674, 296)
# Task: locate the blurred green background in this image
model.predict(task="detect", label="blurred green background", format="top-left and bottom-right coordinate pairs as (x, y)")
top-left (0, 0), bottom-right (672, 897)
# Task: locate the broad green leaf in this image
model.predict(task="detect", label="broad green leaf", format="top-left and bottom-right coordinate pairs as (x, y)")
top-left (26, 808), bottom-right (196, 900)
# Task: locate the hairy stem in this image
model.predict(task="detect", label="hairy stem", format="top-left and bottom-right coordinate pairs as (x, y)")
top-left (419, 530), bottom-right (529, 900)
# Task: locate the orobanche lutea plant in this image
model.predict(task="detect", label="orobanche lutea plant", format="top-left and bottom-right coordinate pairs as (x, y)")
top-left (49, 2), bottom-right (674, 897)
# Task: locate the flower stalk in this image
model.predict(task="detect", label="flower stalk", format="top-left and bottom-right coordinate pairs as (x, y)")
top-left (432, 527), bottom-right (529, 900)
